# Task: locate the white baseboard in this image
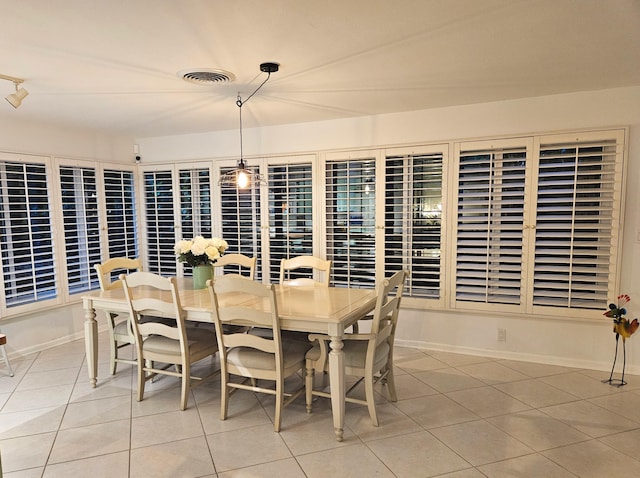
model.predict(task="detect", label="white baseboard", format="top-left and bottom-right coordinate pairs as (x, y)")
top-left (395, 339), bottom-right (640, 376)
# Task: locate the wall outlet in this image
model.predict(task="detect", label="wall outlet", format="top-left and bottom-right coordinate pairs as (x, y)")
top-left (497, 328), bottom-right (507, 342)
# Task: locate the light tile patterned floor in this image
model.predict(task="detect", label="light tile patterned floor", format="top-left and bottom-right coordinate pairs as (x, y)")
top-left (1, 333), bottom-right (640, 477)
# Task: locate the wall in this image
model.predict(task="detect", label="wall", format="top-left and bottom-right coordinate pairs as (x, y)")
top-left (0, 117), bottom-right (134, 358)
top-left (1, 87), bottom-right (639, 375)
top-left (138, 86), bottom-right (640, 373)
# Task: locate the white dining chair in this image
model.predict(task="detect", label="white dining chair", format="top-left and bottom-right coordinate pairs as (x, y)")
top-left (305, 269), bottom-right (407, 426)
top-left (207, 275), bottom-right (312, 432)
top-left (279, 255), bottom-right (331, 287)
top-left (121, 271), bottom-right (219, 410)
top-left (213, 253), bottom-right (257, 279)
top-left (94, 257), bottom-right (142, 374)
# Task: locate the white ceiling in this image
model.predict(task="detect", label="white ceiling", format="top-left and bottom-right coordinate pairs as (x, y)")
top-left (1, 0), bottom-right (639, 138)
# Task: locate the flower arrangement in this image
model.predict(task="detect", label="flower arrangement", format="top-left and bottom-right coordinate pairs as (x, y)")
top-left (604, 294), bottom-right (639, 340)
top-left (174, 236), bottom-right (229, 267)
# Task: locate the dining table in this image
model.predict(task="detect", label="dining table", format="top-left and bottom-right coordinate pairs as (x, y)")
top-left (81, 278), bottom-right (377, 441)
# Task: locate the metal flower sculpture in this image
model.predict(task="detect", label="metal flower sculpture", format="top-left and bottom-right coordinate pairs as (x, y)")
top-left (603, 294), bottom-right (639, 386)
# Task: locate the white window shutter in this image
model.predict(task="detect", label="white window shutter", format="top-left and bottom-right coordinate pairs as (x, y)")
top-left (530, 130), bottom-right (625, 313)
top-left (59, 165), bottom-right (101, 294)
top-left (384, 147), bottom-right (445, 299)
top-left (267, 161), bottom-right (313, 283)
top-left (452, 138), bottom-right (530, 312)
top-left (325, 155), bottom-right (377, 288)
top-left (0, 155), bottom-right (57, 309)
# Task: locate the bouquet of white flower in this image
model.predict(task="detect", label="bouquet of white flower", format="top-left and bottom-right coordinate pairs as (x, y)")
top-left (174, 236), bottom-right (229, 267)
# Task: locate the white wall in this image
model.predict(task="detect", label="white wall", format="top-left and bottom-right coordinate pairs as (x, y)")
top-left (0, 118), bottom-right (134, 360)
top-left (0, 115), bottom-right (135, 161)
top-left (138, 86), bottom-right (640, 374)
top-left (2, 87), bottom-right (639, 376)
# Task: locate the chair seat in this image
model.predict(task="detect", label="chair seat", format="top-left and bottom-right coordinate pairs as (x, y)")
top-left (306, 340), bottom-right (390, 370)
top-left (228, 339), bottom-right (311, 371)
top-left (143, 327), bottom-right (217, 357)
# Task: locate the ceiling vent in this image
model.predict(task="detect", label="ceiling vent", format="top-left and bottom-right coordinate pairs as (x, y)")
top-left (178, 69), bottom-right (236, 85)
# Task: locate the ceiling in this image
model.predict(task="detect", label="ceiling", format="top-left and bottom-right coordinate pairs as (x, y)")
top-left (1, 0), bottom-right (639, 138)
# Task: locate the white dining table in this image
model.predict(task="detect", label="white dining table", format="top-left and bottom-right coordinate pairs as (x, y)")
top-left (81, 278), bottom-right (376, 441)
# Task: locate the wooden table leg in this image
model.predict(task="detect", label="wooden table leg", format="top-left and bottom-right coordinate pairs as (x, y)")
top-left (83, 301), bottom-right (98, 387)
top-left (328, 333), bottom-right (345, 442)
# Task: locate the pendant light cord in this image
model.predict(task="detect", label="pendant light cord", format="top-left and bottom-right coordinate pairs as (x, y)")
top-left (236, 71), bottom-right (272, 167)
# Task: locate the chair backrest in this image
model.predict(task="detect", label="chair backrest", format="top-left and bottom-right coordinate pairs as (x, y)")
top-left (121, 271), bottom-right (187, 346)
top-left (213, 253), bottom-right (257, 280)
top-left (279, 255), bottom-right (331, 287)
top-left (370, 270), bottom-right (407, 340)
top-left (208, 274), bottom-right (281, 359)
top-left (95, 257), bottom-right (142, 291)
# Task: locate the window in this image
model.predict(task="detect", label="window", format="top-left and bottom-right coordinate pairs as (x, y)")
top-left (142, 164), bottom-right (213, 276)
top-left (103, 168), bottom-right (138, 260)
top-left (217, 163), bottom-right (263, 280)
top-left (529, 131), bottom-right (625, 313)
top-left (0, 154), bottom-right (57, 311)
top-left (453, 138), bottom-right (529, 311)
top-left (451, 130), bottom-right (625, 318)
top-left (325, 153), bottom-right (377, 288)
top-left (59, 164), bottom-right (101, 294)
top-left (384, 146), bottom-right (445, 300)
top-left (267, 160), bottom-right (313, 282)
top-left (179, 168), bottom-right (212, 239)
top-left (143, 169), bottom-right (176, 275)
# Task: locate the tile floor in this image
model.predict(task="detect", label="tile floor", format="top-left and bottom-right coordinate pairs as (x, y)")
top-left (1, 332), bottom-right (640, 477)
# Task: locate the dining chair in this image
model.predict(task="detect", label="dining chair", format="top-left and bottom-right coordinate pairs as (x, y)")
top-left (279, 255), bottom-right (331, 287)
top-left (213, 253), bottom-right (257, 279)
top-left (121, 271), bottom-right (219, 410)
top-left (305, 269), bottom-right (407, 426)
top-left (0, 331), bottom-right (14, 377)
top-left (207, 275), bottom-right (312, 432)
top-left (94, 257), bottom-right (143, 374)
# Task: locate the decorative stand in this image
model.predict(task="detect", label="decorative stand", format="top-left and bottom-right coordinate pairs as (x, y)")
top-left (603, 331), bottom-right (628, 387)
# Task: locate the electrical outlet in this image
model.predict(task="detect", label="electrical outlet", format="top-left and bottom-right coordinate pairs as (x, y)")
top-left (497, 328), bottom-right (507, 342)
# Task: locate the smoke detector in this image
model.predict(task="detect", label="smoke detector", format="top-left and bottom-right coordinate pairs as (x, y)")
top-left (178, 68), bottom-right (236, 85)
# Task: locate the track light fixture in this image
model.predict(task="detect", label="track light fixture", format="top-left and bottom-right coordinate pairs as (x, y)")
top-left (0, 73), bottom-right (28, 109)
top-left (218, 62), bottom-right (279, 189)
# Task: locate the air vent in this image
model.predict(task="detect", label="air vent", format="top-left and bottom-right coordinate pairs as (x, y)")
top-left (178, 69), bottom-right (236, 85)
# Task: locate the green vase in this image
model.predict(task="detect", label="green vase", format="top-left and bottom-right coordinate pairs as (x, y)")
top-left (192, 265), bottom-right (213, 290)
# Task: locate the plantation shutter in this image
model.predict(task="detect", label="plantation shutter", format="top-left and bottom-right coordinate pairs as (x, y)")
top-left (384, 147), bottom-right (445, 299)
top-left (325, 154), bottom-right (376, 288)
top-left (178, 167), bottom-right (212, 240)
top-left (0, 155), bottom-right (57, 309)
top-left (453, 139), bottom-right (530, 311)
top-left (219, 164), bottom-right (263, 281)
top-left (530, 130), bottom-right (625, 312)
top-left (103, 168), bottom-right (138, 260)
top-left (143, 169), bottom-right (177, 275)
top-left (267, 161), bottom-right (313, 283)
top-left (59, 165), bottom-right (101, 294)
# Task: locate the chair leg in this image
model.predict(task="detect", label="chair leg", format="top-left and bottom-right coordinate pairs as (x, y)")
top-left (384, 366), bottom-right (398, 402)
top-left (305, 365), bottom-right (314, 413)
top-left (1, 344), bottom-right (13, 377)
top-left (137, 361), bottom-right (146, 402)
top-left (365, 374), bottom-right (379, 427)
top-left (108, 325), bottom-right (118, 375)
top-left (180, 363), bottom-right (190, 411)
top-left (274, 382), bottom-right (283, 433)
top-left (220, 374), bottom-right (230, 420)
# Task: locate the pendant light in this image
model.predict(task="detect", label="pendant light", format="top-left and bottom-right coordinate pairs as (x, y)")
top-left (218, 62), bottom-right (279, 189)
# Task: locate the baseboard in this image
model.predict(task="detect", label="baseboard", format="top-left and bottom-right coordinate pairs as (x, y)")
top-left (395, 338), bottom-right (640, 376)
